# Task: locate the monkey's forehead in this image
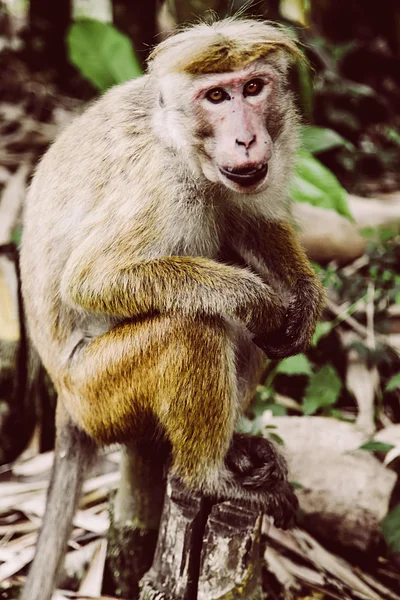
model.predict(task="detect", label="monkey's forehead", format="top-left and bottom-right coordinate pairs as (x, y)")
top-left (147, 18), bottom-right (304, 76)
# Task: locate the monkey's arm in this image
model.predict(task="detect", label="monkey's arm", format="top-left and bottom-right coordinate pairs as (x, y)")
top-left (237, 219), bottom-right (325, 358)
top-left (60, 245), bottom-right (285, 337)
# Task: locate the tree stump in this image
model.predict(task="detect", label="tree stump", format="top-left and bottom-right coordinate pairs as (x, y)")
top-left (140, 480), bottom-right (263, 600)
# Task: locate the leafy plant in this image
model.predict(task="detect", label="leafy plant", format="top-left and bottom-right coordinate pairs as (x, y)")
top-left (67, 19), bottom-right (142, 92)
top-left (276, 354), bottom-right (313, 376)
top-left (302, 364), bottom-right (342, 415)
top-left (291, 149), bottom-right (353, 219)
top-left (254, 351), bottom-right (344, 418)
top-left (302, 125), bottom-right (351, 154)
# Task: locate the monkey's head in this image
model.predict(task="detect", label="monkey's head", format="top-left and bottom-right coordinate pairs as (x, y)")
top-left (149, 19), bottom-right (304, 195)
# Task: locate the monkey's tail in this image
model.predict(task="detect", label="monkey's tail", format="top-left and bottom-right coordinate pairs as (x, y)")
top-left (20, 417), bottom-right (97, 600)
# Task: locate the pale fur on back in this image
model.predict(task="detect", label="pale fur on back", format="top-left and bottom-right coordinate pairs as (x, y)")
top-left (20, 18), bottom-right (299, 381)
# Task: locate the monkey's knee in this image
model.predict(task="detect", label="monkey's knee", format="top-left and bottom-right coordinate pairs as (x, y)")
top-left (60, 314), bottom-right (235, 445)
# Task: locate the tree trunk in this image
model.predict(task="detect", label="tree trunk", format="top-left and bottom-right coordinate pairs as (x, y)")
top-left (106, 445), bottom-right (166, 598)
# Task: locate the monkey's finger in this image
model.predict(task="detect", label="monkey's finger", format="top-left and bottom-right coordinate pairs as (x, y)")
top-left (267, 481), bottom-right (299, 529)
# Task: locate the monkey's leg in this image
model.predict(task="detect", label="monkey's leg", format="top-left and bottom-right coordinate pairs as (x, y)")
top-left (60, 315), bottom-right (296, 530)
top-left (160, 322), bottom-right (298, 528)
top-left (21, 406), bottom-right (97, 600)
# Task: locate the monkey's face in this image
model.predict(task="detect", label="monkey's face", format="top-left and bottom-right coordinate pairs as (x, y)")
top-left (192, 65), bottom-right (278, 194)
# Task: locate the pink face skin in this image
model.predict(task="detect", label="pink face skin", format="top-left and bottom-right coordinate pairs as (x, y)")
top-left (193, 66), bottom-right (276, 194)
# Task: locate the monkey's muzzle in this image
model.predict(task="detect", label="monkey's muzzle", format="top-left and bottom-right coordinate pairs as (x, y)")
top-left (220, 163), bottom-right (268, 188)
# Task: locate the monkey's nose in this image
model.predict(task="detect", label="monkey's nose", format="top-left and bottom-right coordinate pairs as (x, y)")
top-left (235, 135), bottom-right (256, 150)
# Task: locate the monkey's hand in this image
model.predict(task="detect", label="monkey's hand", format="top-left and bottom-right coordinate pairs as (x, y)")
top-left (225, 433), bottom-right (298, 529)
top-left (238, 280), bottom-right (287, 339)
top-left (254, 275), bottom-right (325, 359)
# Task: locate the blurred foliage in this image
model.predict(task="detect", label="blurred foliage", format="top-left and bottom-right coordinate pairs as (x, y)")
top-left (67, 19), bottom-right (142, 92)
top-left (292, 150), bottom-right (352, 219)
top-left (302, 126), bottom-right (351, 154)
top-left (252, 229), bottom-right (400, 440)
top-left (386, 373), bottom-right (400, 391)
top-left (302, 0), bottom-right (400, 195)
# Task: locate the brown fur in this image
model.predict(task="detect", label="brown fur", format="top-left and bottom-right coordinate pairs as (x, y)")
top-left (20, 18), bottom-right (324, 600)
top-left (177, 42), bottom-right (299, 74)
top-left (148, 18), bottom-right (305, 76)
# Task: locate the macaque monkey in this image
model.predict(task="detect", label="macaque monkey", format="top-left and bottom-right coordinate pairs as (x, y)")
top-left (20, 17), bottom-right (325, 600)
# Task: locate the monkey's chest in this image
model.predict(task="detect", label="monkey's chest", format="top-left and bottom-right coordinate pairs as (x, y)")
top-left (166, 207), bottom-right (221, 258)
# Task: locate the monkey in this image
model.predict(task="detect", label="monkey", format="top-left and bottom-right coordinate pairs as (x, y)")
top-left (20, 17), bottom-right (325, 600)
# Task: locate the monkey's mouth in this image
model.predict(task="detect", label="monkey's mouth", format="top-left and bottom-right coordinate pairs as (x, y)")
top-left (219, 163), bottom-right (268, 188)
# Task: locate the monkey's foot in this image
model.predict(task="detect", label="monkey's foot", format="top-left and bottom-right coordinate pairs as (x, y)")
top-left (225, 433), bottom-right (298, 529)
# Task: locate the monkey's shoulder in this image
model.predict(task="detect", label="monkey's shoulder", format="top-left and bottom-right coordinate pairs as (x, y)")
top-left (27, 76), bottom-right (158, 210)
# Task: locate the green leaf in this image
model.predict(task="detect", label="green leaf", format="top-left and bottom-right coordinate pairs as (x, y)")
top-left (11, 224), bottom-right (22, 245)
top-left (358, 441), bottom-right (395, 452)
top-left (290, 481), bottom-right (304, 489)
top-left (303, 365), bottom-right (342, 416)
top-left (291, 150), bottom-right (353, 220)
top-left (67, 19), bottom-right (142, 92)
top-left (381, 504), bottom-right (400, 554)
top-left (268, 432), bottom-right (284, 445)
top-left (385, 373), bottom-right (400, 392)
top-left (302, 126), bottom-right (350, 154)
top-left (276, 354), bottom-right (313, 376)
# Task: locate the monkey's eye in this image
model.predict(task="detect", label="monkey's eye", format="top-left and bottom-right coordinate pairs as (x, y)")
top-left (206, 88), bottom-right (229, 104)
top-left (243, 79), bottom-right (264, 97)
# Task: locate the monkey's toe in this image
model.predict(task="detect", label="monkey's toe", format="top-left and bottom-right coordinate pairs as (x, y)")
top-left (226, 433), bottom-right (288, 490)
top-left (226, 433), bottom-right (298, 528)
top-left (262, 480), bottom-right (299, 529)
